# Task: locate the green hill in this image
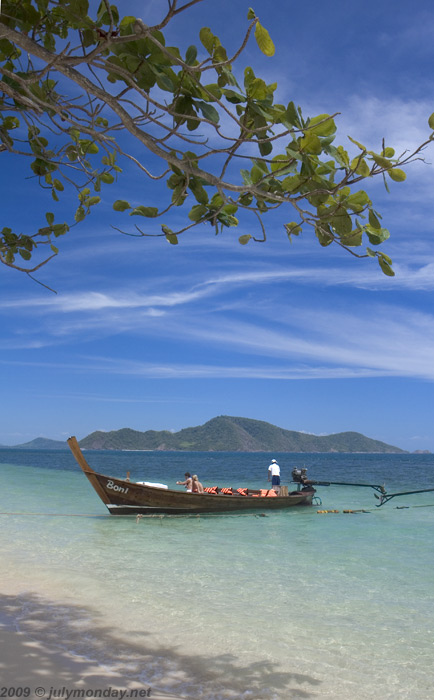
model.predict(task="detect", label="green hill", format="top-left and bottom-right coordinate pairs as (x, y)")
top-left (9, 437), bottom-right (68, 450)
top-left (79, 416), bottom-right (406, 453)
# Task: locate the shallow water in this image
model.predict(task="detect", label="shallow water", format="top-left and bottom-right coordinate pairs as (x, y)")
top-left (1, 450), bottom-right (433, 699)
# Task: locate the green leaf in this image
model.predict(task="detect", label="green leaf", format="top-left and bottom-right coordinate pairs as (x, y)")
top-left (156, 73), bottom-right (175, 92)
top-left (79, 139), bottom-right (99, 154)
top-left (340, 231), bottom-right (363, 247)
top-left (223, 89), bottom-right (245, 104)
top-left (190, 181), bottom-right (209, 204)
top-left (388, 168), bottom-right (406, 182)
top-left (331, 211), bottom-right (353, 236)
top-left (199, 27), bottom-right (216, 54)
top-left (258, 139), bottom-right (273, 156)
top-left (254, 22), bottom-right (275, 57)
top-left (113, 200), bottom-right (131, 212)
top-left (284, 101), bottom-right (301, 127)
top-left (347, 135), bottom-right (366, 151)
top-left (130, 206), bottom-right (159, 217)
top-left (382, 147), bottom-right (395, 158)
top-left (247, 8), bottom-right (256, 20)
top-left (189, 204), bottom-right (208, 221)
top-left (185, 45), bottom-right (198, 65)
top-left (346, 191), bottom-right (370, 212)
top-left (197, 101), bottom-right (219, 124)
top-left (285, 222), bottom-right (302, 239)
top-left (378, 256), bottom-right (395, 276)
top-left (271, 155), bottom-right (292, 173)
top-left (350, 157), bottom-right (370, 177)
top-left (365, 226), bottom-right (390, 245)
top-left (165, 231), bottom-right (178, 245)
top-left (308, 114), bottom-right (336, 137)
top-left (247, 77), bottom-right (268, 100)
top-left (239, 234), bottom-right (252, 245)
top-left (83, 196), bottom-right (101, 207)
top-left (429, 112), bottom-right (434, 130)
top-left (75, 206), bottom-right (86, 222)
top-left (315, 224), bottom-right (333, 247)
top-left (299, 132), bottom-right (322, 155)
top-left (371, 153), bottom-right (392, 169)
top-left (100, 172), bottom-right (115, 184)
top-left (45, 212), bottom-right (55, 226)
top-left (240, 169), bottom-right (253, 185)
top-left (368, 210), bottom-right (381, 229)
top-left (52, 224), bottom-right (69, 237)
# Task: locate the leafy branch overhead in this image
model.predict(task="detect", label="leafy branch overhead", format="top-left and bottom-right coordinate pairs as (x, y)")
top-left (1, 0), bottom-right (433, 281)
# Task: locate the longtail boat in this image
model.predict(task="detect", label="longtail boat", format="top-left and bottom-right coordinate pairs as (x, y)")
top-left (67, 436), bottom-right (316, 515)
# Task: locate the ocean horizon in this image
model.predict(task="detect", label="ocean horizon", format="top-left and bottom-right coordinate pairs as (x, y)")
top-left (1, 449), bottom-right (433, 699)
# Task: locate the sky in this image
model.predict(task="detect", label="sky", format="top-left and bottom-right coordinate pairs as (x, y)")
top-left (1, 0), bottom-right (434, 451)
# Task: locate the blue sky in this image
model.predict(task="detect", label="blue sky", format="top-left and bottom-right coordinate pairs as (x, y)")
top-left (1, 0), bottom-right (434, 450)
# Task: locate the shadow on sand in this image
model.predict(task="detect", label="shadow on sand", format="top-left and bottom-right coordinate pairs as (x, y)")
top-left (0, 592), bottom-right (322, 699)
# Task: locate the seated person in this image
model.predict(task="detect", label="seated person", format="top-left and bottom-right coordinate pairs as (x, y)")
top-left (191, 474), bottom-right (204, 493)
top-left (176, 472), bottom-right (193, 492)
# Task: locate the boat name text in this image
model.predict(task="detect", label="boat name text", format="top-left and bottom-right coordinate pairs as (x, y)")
top-left (106, 480), bottom-right (129, 494)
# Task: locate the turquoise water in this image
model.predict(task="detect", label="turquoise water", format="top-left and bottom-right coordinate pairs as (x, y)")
top-left (1, 450), bottom-right (434, 699)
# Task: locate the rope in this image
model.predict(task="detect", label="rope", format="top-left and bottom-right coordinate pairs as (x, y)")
top-left (136, 512), bottom-right (268, 521)
top-left (0, 512), bottom-right (108, 517)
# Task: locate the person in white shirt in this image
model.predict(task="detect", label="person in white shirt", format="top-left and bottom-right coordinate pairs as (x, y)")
top-left (268, 459), bottom-right (281, 493)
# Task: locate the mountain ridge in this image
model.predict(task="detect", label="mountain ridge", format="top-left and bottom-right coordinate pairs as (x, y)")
top-left (78, 415), bottom-right (407, 453)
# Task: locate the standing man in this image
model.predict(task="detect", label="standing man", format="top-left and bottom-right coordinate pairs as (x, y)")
top-left (268, 458), bottom-right (281, 494)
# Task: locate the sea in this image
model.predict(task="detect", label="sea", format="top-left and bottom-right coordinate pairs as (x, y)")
top-left (1, 449), bottom-right (433, 700)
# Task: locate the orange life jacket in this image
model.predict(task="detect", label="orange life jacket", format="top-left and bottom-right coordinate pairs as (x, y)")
top-left (266, 489), bottom-right (277, 497)
top-left (204, 486), bottom-right (218, 494)
top-left (236, 488), bottom-right (248, 496)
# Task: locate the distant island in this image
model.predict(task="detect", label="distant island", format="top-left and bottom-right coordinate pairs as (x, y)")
top-left (78, 416), bottom-right (407, 453)
top-left (3, 416), bottom-right (423, 453)
top-left (4, 437), bottom-right (68, 450)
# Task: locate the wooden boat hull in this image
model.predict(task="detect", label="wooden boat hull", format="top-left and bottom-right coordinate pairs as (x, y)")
top-left (67, 436), bottom-right (315, 515)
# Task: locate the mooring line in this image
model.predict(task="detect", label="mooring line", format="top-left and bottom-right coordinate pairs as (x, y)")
top-left (0, 512), bottom-right (108, 517)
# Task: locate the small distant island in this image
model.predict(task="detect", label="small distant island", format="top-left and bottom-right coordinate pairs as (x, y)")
top-left (3, 416), bottom-right (428, 453)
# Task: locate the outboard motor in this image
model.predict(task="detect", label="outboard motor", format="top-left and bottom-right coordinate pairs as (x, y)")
top-left (292, 467), bottom-right (310, 484)
top-left (292, 468), bottom-right (313, 492)
top-left (292, 467), bottom-right (303, 483)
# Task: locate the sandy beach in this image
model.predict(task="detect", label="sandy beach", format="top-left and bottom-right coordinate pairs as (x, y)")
top-left (0, 581), bottom-right (324, 700)
top-left (0, 588), bottom-right (187, 700)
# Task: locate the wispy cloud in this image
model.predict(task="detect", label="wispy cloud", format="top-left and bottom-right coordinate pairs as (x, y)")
top-left (6, 258), bottom-right (434, 320)
top-left (2, 297), bottom-right (434, 381)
